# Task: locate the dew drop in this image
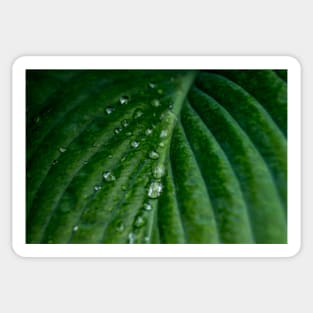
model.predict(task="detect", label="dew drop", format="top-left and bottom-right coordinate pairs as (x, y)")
top-left (108, 154), bottom-right (113, 159)
top-left (151, 99), bottom-right (161, 107)
top-left (147, 181), bottom-right (163, 199)
top-left (103, 171), bottom-right (116, 182)
top-left (160, 129), bottom-right (168, 138)
top-left (153, 165), bottom-right (165, 179)
top-left (115, 221), bottom-right (125, 233)
top-left (148, 81), bottom-right (156, 89)
top-left (149, 151), bottom-right (159, 160)
top-left (114, 127), bottom-right (123, 135)
top-left (120, 95), bottom-right (129, 105)
top-left (126, 131), bottom-right (132, 137)
top-left (145, 128), bottom-right (153, 136)
top-left (144, 203), bottom-right (152, 211)
top-left (128, 232), bottom-right (135, 244)
top-left (73, 225), bottom-right (79, 232)
top-left (131, 141), bottom-right (140, 149)
top-left (134, 214), bottom-right (146, 228)
top-left (94, 185), bottom-right (102, 191)
top-left (160, 112), bottom-right (166, 120)
top-left (105, 106), bottom-right (114, 115)
top-left (121, 119), bottom-right (129, 128)
top-left (144, 236), bottom-right (150, 243)
top-left (133, 109), bottom-right (144, 119)
top-left (159, 142), bottom-right (165, 148)
top-left (52, 160), bottom-right (58, 166)
top-left (83, 160), bottom-right (88, 165)
top-left (59, 147), bottom-right (67, 153)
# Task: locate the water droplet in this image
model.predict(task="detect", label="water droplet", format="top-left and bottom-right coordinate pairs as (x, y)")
top-left (94, 185), bottom-right (102, 191)
top-left (103, 171), bottom-right (116, 182)
top-left (126, 131), bottom-right (132, 137)
top-left (128, 232), bottom-right (135, 244)
top-left (159, 142), bottom-right (165, 148)
top-left (153, 165), bottom-right (165, 179)
top-left (144, 203), bottom-right (152, 211)
top-left (121, 119), bottom-right (129, 128)
top-left (115, 221), bottom-right (125, 233)
top-left (59, 147), bottom-right (67, 153)
top-left (131, 141), bottom-right (140, 149)
top-left (114, 127), bottom-right (123, 135)
top-left (149, 151), bottom-right (159, 160)
top-left (52, 160), bottom-right (58, 166)
top-left (160, 112), bottom-right (166, 120)
top-left (133, 109), bottom-right (144, 119)
top-left (73, 225), bottom-right (79, 232)
top-left (105, 106), bottom-right (114, 115)
top-left (120, 95), bottom-right (129, 105)
top-left (157, 89), bottom-right (163, 95)
top-left (148, 82), bottom-right (156, 89)
top-left (160, 130), bottom-right (168, 138)
top-left (108, 154), bottom-right (113, 159)
top-left (134, 214), bottom-right (146, 228)
top-left (148, 181), bottom-right (163, 199)
top-left (168, 102), bottom-right (174, 110)
top-left (35, 116), bottom-right (41, 123)
top-left (145, 128), bottom-right (153, 136)
top-left (83, 160), bottom-right (88, 165)
top-left (151, 99), bottom-right (160, 107)
top-left (144, 236), bottom-right (150, 243)
top-left (121, 185), bottom-right (127, 191)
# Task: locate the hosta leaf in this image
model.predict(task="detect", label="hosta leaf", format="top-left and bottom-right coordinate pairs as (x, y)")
top-left (26, 69), bottom-right (287, 244)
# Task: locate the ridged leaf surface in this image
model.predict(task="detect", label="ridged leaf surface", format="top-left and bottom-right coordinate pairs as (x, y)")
top-left (26, 69), bottom-right (287, 244)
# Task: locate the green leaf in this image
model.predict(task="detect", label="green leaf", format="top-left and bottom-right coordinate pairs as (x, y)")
top-left (26, 69), bottom-right (287, 244)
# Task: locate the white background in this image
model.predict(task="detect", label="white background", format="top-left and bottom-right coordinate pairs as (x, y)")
top-left (0, 1), bottom-right (310, 312)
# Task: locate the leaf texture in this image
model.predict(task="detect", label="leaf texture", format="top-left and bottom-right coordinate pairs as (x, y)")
top-left (26, 69), bottom-right (287, 244)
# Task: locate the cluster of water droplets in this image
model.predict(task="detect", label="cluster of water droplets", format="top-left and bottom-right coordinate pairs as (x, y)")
top-left (125, 199), bottom-right (155, 243)
top-left (91, 77), bottom-right (179, 242)
top-left (103, 170), bottom-right (116, 182)
top-left (94, 185), bottom-right (102, 192)
top-left (147, 180), bottom-right (163, 199)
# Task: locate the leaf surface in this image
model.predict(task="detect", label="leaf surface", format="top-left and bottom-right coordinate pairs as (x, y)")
top-left (26, 69), bottom-right (287, 244)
